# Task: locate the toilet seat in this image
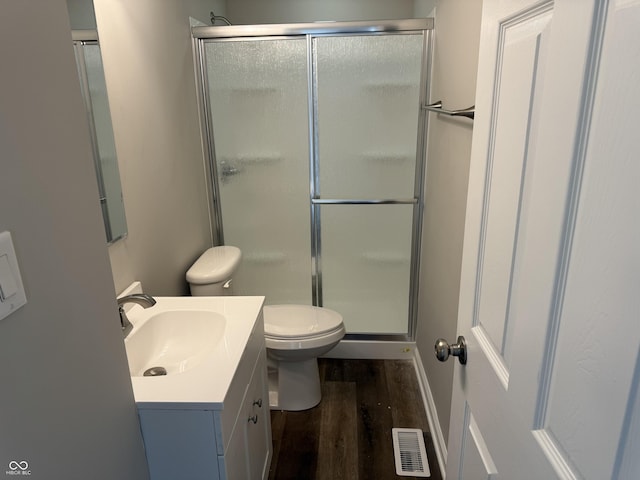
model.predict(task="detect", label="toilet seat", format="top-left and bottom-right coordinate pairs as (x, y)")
top-left (263, 304), bottom-right (343, 339)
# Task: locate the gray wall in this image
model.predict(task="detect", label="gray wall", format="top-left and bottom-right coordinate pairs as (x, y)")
top-left (66, 0), bottom-right (96, 28)
top-left (416, 0), bottom-right (483, 443)
top-left (95, 0), bottom-right (216, 296)
top-left (0, 2), bottom-right (149, 478)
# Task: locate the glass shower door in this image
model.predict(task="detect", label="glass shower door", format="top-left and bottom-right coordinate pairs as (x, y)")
top-left (204, 38), bottom-right (312, 305)
top-left (73, 40), bottom-right (127, 243)
top-left (195, 22), bottom-right (431, 338)
top-left (312, 34), bottom-right (425, 334)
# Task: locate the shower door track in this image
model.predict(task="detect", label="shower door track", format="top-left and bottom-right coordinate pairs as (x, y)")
top-left (192, 19), bottom-right (433, 39)
top-left (192, 19), bottom-right (433, 341)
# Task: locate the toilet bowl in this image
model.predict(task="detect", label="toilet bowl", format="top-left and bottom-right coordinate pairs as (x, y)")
top-left (187, 246), bottom-right (345, 411)
top-left (263, 304), bottom-right (345, 411)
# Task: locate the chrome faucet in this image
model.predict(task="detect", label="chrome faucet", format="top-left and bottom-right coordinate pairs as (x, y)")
top-left (117, 293), bottom-right (156, 337)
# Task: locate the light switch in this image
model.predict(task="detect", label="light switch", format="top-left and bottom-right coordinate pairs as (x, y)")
top-left (0, 231), bottom-right (27, 321)
top-left (0, 254), bottom-right (18, 300)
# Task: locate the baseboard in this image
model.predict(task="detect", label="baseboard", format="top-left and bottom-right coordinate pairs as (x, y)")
top-left (413, 348), bottom-right (447, 479)
top-left (322, 340), bottom-right (417, 359)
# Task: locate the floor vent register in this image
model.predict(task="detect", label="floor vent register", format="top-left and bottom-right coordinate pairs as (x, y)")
top-left (392, 428), bottom-right (431, 477)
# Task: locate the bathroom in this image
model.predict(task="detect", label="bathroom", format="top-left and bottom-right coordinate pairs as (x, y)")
top-left (0, 0), bottom-right (480, 478)
top-left (98, 0), bottom-right (471, 470)
top-left (3, 0), bottom-right (635, 479)
top-left (73, 0), bottom-right (473, 469)
top-left (0, 0), bottom-right (478, 476)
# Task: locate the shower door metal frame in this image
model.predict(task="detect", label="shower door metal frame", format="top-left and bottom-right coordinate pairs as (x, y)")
top-left (72, 30), bottom-right (127, 245)
top-left (192, 19), bottom-right (433, 341)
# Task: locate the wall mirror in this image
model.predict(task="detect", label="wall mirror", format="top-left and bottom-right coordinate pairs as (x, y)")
top-left (67, 0), bottom-right (127, 244)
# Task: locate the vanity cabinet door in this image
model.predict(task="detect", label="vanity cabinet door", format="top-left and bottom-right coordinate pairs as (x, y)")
top-left (219, 415), bottom-right (248, 480)
top-left (221, 348), bottom-right (272, 480)
top-left (243, 349), bottom-right (272, 480)
top-left (138, 409), bottom-right (220, 480)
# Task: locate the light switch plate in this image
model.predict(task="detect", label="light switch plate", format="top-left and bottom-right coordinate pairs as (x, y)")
top-left (0, 254), bottom-right (19, 299)
top-left (0, 231), bottom-right (27, 321)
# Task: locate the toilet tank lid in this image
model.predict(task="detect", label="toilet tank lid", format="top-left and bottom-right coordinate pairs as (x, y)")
top-left (186, 246), bottom-right (242, 284)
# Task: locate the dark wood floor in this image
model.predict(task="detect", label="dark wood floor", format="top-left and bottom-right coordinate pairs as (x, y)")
top-left (269, 359), bottom-right (443, 480)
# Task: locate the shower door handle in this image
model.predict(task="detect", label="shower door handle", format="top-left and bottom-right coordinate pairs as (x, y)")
top-left (220, 161), bottom-right (241, 183)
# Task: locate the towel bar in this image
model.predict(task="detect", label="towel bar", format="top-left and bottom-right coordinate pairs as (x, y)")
top-left (423, 100), bottom-right (475, 120)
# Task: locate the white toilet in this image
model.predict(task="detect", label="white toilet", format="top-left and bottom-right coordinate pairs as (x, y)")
top-left (186, 246), bottom-right (242, 296)
top-left (186, 246), bottom-right (345, 411)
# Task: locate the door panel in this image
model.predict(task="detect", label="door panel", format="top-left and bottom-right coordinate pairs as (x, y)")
top-left (312, 33), bottom-right (425, 336)
top-left (320, 204), bottom-right (413, 334)
top-left (244, 352), bottom-right (271, 480)
top-left (314, 34), bottom-right (424, 199)
top-left (460, 409), bottom-right (497, 480)
top-left (475, 7), bottom-right (552, 372)
top-left (205, 39), bottom-right (312, 305)
top-left (538, 3), bottom-right (640, 477)
top-left (447, 0), bottom-right (640, 479)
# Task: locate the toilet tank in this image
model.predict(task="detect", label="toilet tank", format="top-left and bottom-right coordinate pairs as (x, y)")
top-left (186, 246), bottom-right (242, 296)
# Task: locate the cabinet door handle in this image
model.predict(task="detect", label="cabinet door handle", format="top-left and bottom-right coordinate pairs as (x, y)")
top-left (253, 398), bottom-right (263, 408)
top-left (248, 415), bottom-right (258, 424)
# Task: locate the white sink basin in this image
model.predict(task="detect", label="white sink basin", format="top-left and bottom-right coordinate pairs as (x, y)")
top-left (125, 309), bottom-right (226, 377)
top-left (122, 295), bottom-right (265, 408)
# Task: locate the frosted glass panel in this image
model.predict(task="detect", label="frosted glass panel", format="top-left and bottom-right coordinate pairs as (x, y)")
top-left (81, 44), bottom-right (127, 243)
top-left (205, 39), bottom-right (311, 305)
top-left (321, 204), bottom-right (413, 334)
top-left (315, 34), bottom-right (423, 199)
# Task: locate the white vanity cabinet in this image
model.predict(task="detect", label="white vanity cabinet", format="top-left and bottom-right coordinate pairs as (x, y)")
top-left (136, 309), bottom-right (272, 480)
top-left (219, 349), bottom-right (272, 479)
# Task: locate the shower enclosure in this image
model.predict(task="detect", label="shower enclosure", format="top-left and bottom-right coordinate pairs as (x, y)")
top-left (192, 19), bottom-right (432, 339)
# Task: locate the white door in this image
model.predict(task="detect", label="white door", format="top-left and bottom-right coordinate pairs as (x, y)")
top-left (444, 0), bottom-right (640, 478)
